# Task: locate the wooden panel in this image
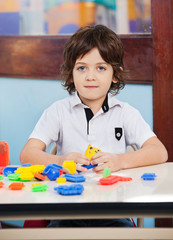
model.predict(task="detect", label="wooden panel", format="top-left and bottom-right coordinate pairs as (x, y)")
top-left (122, 35), bottom-right (153, 83)
top-left (152, 0), bottom-right (173, 162)
top-left (0, 36), bottom-right (66, 79)
top-left (0, 35), bottom-right (152, 83)
top-left (152, 0), bottom-right (173, 228)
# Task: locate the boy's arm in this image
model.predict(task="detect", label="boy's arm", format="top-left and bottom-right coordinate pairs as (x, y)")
top-left (20, 139), bottom-right (89, 171)
top-left (20, 138), bottom-right (64, 166)
top-left (91, 136), bottom-right (168, 173)
top-left (120, 136), bottom-right (168, 170)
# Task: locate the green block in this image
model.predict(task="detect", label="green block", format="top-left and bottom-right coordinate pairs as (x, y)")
top-left (103, 167), bottom-right (111, 177)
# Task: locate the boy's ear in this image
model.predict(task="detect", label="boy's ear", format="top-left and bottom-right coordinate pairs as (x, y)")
top-left (112, 67), bottom-right (123, 83)
top-left (112, 77), bottom-right (117, 83)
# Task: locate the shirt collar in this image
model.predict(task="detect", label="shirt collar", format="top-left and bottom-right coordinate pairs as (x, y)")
top-left (70, 91), bottom-right (123, 110)
top-left (70, 91), bottom-right (84, 109)
top-left (107, 93), bottom-right (123, 109)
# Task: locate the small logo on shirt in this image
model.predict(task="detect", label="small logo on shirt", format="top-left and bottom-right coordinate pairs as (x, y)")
top-left (115, 128), bottom-right (122, 141)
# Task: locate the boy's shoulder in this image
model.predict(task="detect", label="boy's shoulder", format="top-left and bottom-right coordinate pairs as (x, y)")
top-left (48, 94), bottom-right (77, 111)
top-left (109, 95), bottom-right (131, 109)
top-left (109, 95), bottom-right (139, 114)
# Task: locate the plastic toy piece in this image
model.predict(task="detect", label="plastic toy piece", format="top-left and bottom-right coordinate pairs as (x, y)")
top-left (141, 173), bottom-right (157, 180)
top-left (103, 167), bottom-right (111, 178)
top-left (15, 167), bottom-right (32, 174)
top-left (99, 176), bottom-right (120, 185)
top-left (0, 167), bottom-right (5, 175)
top-left (9, 182), bottom-right (25, 190)
top-left (32, 184), bottom-right (48, 192)
top-left (30, 165), bottom-right (45, 174)
top-left (42, 164), bottom-right (62, 175)
top-left (118, 176), bottom-right (132, 182)
top-left (84, 163), bottom-right (97, 169)
top-left (31, 183), bottom-right (44, 187)
top-left (54, 184), bottom-right (84, 195)
top-left (77, 144), bottom-right (101, 172)
top-left (0, 181), bottom-right (4, 188)
top-left (20, 172), bottom-right (34, 181)
top-left (85, 144), bottom-right (101, 160)
top-left (34, 173), bottom-right (45, 181)
top-left (64, 174), bottom-right (86, 183)
top-left (62, 160), bottom-right (76, 174)
top-left (59, 170), bottom-right (63, 176)
top-left (0, 175), bottom-right (4, 181)
top-left (0, 141), bottom-right (10, 166)
top-left (42, 164), bottom-right (63, 181)
top-left (78, 163), bottom-right (98, 173)
top-left (46, 168), bottom-right (60, 181)
top-left (8, 173), bottom-right (21, 181)
top-left (99, 175), bottom-right (132, 185)
top-left (22, 163), bottom-right (32, 167)
top-left (15, 165), bottom-right (45, 175)
top-left (57, 177), bottom-right (66, 183)
top-left (3, 166), bottom-right (19, 177)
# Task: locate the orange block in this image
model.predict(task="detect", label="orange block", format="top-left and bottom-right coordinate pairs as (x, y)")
top-left (0, 182), bottom-right (4, 188)
top-left (9, 182), bottom-right (25, 190)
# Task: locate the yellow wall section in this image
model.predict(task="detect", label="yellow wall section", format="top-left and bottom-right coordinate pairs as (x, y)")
top-left (127, 0), bottom-right (136, 20)
top-left (79, 2), bottom-right (96, 27)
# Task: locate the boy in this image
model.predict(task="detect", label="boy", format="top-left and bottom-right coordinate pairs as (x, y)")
top-left (20, 25), bottom-right (168, 227)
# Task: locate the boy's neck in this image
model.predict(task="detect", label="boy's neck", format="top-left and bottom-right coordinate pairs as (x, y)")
top-left (79, 94), bottom-right (108, 115)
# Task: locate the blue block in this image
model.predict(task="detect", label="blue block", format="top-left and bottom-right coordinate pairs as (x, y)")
top-left (3, 166), bottom-right (19, 177)
top-left (77, 163), bottom-right (98, 173)
top-left (141, 173), bottom-right (157, 180)
top-left (42, 164), bottom-right (62, 175)
top-left (64, 174), bottom-right (86, 183)
top-left (82, 163), bottom-right (98, 169)
top-left (54, 184), bottom-right (84, 195)
top-left (22, 163), bottom-right (31, 167)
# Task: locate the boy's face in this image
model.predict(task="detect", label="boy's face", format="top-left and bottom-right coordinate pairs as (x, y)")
top-left (72, 48), bottom-right (117, 110)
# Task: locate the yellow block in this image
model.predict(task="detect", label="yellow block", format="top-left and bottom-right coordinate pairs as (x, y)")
top-left (20, 172), bottom-right (34, 181)
top-left (57, 178), bottom-right (66, 183)
top-left (63, 160), bottom-right (76, 174)
top-left (85, 144), bottom-right (101, 161)
top-left (15, 165), bottom-right (45, 174)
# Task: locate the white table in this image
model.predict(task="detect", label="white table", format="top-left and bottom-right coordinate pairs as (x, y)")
top-left (0, 162), bottom-right (173, 239)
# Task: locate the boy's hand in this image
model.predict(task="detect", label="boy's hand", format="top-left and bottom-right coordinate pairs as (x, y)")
top-left (90, 152), bottom-right (121, 173)
top-left (62, 152), bottom-right (89, 172)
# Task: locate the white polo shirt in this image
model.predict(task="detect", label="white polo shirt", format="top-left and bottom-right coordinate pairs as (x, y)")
top-left (29, 92), bottom-right (156, 155)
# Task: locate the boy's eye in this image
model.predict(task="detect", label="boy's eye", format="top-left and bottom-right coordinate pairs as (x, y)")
top-left (77, 66), bottom-right (86, 71)
top-left (98, 66), bottom-right (106, 71)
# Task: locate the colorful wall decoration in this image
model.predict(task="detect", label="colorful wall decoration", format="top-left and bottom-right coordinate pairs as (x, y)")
top-left (0, 0), bottom-right (151, 35)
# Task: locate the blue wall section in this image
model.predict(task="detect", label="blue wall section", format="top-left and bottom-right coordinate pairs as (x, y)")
top-left (0, 77), bottom-right (153, 165)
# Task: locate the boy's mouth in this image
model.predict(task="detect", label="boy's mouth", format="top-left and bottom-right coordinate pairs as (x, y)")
top-left (84, 86), bottom-right (98, 89)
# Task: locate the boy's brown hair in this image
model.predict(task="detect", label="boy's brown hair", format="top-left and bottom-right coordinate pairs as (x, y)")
top-left (61, 25), bottom-right (126, 95)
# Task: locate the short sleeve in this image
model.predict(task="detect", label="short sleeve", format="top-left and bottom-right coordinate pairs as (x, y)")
top-left (123, 104), bottom-right (156, 149)
top-left (29, 102), bottom-right (61, 150)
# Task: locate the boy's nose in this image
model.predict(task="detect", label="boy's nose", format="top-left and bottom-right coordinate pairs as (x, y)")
top-left (85, 70), bottom-right (96, 80)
